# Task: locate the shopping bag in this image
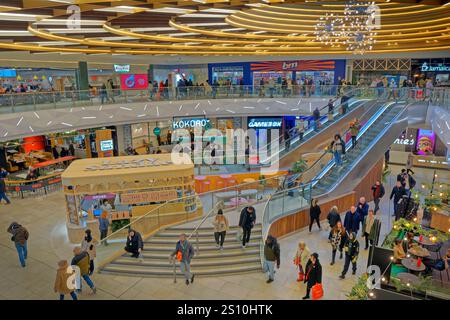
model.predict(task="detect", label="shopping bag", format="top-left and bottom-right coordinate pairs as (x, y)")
top-left (176, 251), bottom-right (183, 262)
top-left (235, 228), bottom-right (243, 241)
top-left (297, 271), bottom-right (304, 282)
top-left (312, 283), bottom-right (324, 300)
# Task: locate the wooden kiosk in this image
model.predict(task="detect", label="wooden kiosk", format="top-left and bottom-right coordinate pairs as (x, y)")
top-left (61, 154), bottom-right (202, 243)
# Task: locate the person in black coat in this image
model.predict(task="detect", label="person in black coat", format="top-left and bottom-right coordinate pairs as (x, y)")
top-left (343, 206), bottom-right (360, 234)
top-left (390, 180), bottom-right (407, 220)
top-left (52, 146), bottom-right (59, 159)
top-left (302, 252), bottom-right (322, 300)
top-left (124, 229), bottom-right (144, 259)
top-left (238, 206), bottom-right (256, 248)
top-left (309, 198), bottom-right (322, 232)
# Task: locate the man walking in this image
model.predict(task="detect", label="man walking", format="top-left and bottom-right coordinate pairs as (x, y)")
top-left (7, 222), bottom-right (29, 267)
top-left (239, 206), bottom-right (256, 248)
top-left (263, 235), bottom-right (280, 283)
top-left (371, 180), bottom-right (385, 214)
top-left (390, 181), bottom-right (407, 219)
top-left (0, 174), bottom-right (11, 205)
top-left (171, 234), bottom-right (195, 285)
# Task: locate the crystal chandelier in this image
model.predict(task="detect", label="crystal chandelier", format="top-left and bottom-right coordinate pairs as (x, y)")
top-left (314, 1), bottom-right (379, 54)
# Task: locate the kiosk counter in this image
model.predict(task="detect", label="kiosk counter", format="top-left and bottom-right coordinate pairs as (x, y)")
top-left (61, 154), bottom-right (202, 243)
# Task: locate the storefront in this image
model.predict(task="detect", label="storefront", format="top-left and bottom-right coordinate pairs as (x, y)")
top-left (207, 60), bottom-right (345, 88)
top-left (61, 154), bottom-right (202, 243)
top-left (351, 58), bottom-right (411, 86)
top-left (411, 58), bottom-right (450, 87)
top-left (130, 120), bottom-right (173, 153)
top-left (389, 127), bottom-right (448, 169)
top-left (152, 64), bottom-right (208, 86)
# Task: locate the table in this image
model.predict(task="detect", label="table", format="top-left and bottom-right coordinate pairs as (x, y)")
top-left (408, 246), bottom-right (430, 258)
top-left (413, 236), bottom-right (434, 246)
top-left (401, 257), bottom-right (426, 272)
top-left (396, 272), bottom-right (420, 286)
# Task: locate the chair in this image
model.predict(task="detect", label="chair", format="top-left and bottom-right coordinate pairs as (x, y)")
top-left (424, 242), bottom-right (449, 283)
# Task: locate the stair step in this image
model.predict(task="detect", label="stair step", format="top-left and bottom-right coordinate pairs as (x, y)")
top-left (136, 248), bottom-right (260, 260)
top-left (100, 263), bottom-right (262, 277)
top-left (142, 241), bottom-right (260, 252)
top-left (164, 225), bottom-right (262, 233)
top-left (147, 234), bottom-right (262, 245)
top-left (156, 228), bottom-right (262, 238)
top-left (113, 256), bottom-right (260, 268)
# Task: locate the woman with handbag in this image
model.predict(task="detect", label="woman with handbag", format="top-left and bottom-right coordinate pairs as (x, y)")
top-left (80, 229), bottom-right (97, 275)
top-left (303, 253), bottom-right (323, 300)
top-left (293, 241), bottom-right (310, 282)
top-left (330, 221), bottom-right (346, 265)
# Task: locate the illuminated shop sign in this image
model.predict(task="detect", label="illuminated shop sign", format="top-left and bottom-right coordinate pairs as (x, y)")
top-left (173, 118), bottom-right (211, 129)
top-left (114, 64), bottom-right (130, 73)
top-left (100, 139), bottom-right (114, 151)
top-left (394, 138), bottom-right (415, 145)
top-left (248, 117), bottom-right (282, 129)
top-left (421, 62), bottom-right (450, 72)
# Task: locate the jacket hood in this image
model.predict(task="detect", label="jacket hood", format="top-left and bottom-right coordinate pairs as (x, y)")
top-left (266, 235), bottom-right (277, 246)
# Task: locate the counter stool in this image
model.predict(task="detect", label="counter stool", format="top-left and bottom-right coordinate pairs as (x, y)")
top-left (201, 180), bottom-right (211, 193)
top-left (215, 179), bottom-right (225, 191)
top-left (194, 176), bottom-right (206, 193)
top-left (219, 174), bottom-right (232, 187)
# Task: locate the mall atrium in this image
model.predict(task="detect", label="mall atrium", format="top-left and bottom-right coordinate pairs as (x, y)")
top-left (0, 0), bottom-right (448, 303)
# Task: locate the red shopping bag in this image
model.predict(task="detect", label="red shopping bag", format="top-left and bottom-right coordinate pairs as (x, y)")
top-left (311, 283), bottom-right (323, 300)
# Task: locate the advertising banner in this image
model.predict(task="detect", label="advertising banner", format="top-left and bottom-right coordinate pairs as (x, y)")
top-left (416, 129), bottom-right (436, 155)
top-left (120, 74), bottom-right (148, 90)
top-left (250, 60), bottom-right (336, 72)
top-left (121, 190), bottom-right (178, 204)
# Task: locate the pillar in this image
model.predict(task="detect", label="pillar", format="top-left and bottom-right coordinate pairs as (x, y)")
top-left (76, 61), bottom-right (89, 94)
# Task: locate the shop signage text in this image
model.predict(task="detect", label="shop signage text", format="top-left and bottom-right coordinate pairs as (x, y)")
top-left (114, 64), bottom-right (131, 73)
top-left (421, 62), bottom-right (450, 72)
top-left (173, 118), bottom-right (211, 129)
top-left (121, 190), bottom-right (178, 204)
top-left (248, 118), bottom-right (282, 129)
top-left (84, 158), bottom-right (173, 171)
top-left (394, 138), bottom-right (415, 145)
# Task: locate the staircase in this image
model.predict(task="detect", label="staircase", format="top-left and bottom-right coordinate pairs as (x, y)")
top-left (100, 224), bottom-right (263, 278)
top-left (312, 102), bottom-right (402, 197)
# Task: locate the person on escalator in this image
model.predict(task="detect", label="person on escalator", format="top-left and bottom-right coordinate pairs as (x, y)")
top-left (312, 107), bottom-right (320, 131)
top-left (327, 99), bottom-right (334, 121)
top-left (330, 134), bottom-right (345, 168)
top-left (349, 119), bottom-right (361, 149)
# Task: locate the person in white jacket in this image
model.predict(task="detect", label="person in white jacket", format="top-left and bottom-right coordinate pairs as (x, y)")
top-left (293, 240), bottom-right (310, 282)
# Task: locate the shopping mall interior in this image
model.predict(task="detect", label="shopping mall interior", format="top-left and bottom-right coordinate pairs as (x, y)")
top-left (0, 0), bottom-right (449, 303)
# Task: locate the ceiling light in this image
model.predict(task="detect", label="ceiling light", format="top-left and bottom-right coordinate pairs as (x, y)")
top-left (35, 19), bottom-right (105, 25)
top-left (168, 32), bottom-right (200, 37)
top-left (0, 5), bottom-right (21, 10)
top-left (0, 12), bottom-right (51, 21)
top-left (150, 7), bottom-right (195, 14)
top-left (94, 6), bottom-right (149, 13)
top-left (180, 13), bottom-right (228, 18)
top-left (0, 30), bottom-right (31, 36)
top-left (200, 8), bottom-right (237, 14)
top-left (130, 27), bottom-right (176, 32)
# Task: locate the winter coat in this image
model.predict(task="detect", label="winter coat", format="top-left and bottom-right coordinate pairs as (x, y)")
top-left (330, 229), bottom-right (343, 250)
top-left (81, 238), bottom-right (97, 260)
top-left (125, 231), bottom-right (144, 252)
top-left (343, 211), bottom-right (360, 233)
top-left (0, 178), bottom-right (6, 193)
top-left (327, 210), bottom-right (341, 228)
top-left (390, 186), bottom-right (406, 203)
top-left (239, 207), bottom-right (256, 229)
top-left (372, 184), bottom-right (385, 199)
top-left (71, 251), bottom-right (90, 276)
top-left (7, 223), bottom-right (29, 245)
top-left (350, 122), bottom-right (361, 136)
top-left (309, 204), bottom-right (321, 219)
top-left (356, 202), bottom-right (369, 220)
top-left (304, 259), bottom-right (322, 288)
top-left (212, 215), bottom-right (228, 233)
top-left (264, 236), bottom-right (280, 266)
top-left (54, 265), bottom-right (74, 295)
top-left (293, 246), bottom-right (310, 268)
top-left (172, 240), bottom-right (195, 263)
top-left (362, 216), bottom-right (378, 240)
top-left (343, 237), bottom-right (359, 260)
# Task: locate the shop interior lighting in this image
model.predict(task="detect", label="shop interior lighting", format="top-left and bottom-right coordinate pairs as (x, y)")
top-left (151, 7), bottom-right (196, 14)
top-left (180, 13), bottom-right (228, 18)
top-left (35, 19), bottom-right (105, 25)
top-left (0, 12), bottom-right (51, 21)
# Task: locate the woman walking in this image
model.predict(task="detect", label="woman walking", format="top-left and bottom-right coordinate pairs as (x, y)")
top-left (330, 221), bottom-right (346, 265)
top-left (309, 199), bottom-right (322, 232)
top-left (212, 209), bottom-right (228, 250)
top-left (293, 241), bottom-right (310, 282)
top-left (302, 253), bottom-right (322, 300)
top-left (81, 229), bottom-right (97, 275)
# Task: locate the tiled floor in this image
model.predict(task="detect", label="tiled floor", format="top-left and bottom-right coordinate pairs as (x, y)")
top-left (0, 165), bottom-right (446, 300)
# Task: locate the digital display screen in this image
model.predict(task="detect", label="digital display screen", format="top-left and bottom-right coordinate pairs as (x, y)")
top-left (120, 74), bottom-right (148, 90)
top-left (0, 69), bottom-right (17, 77)
top-left (100, 139), bottom-right (114, 151)
top-left (416, 129), bottom-right (435, 155)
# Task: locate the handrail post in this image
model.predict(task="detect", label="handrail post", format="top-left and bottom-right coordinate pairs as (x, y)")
top-left (196, 231), bottom-right (200, 256)
top-left (172, 257), bottom-right (177, 283)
